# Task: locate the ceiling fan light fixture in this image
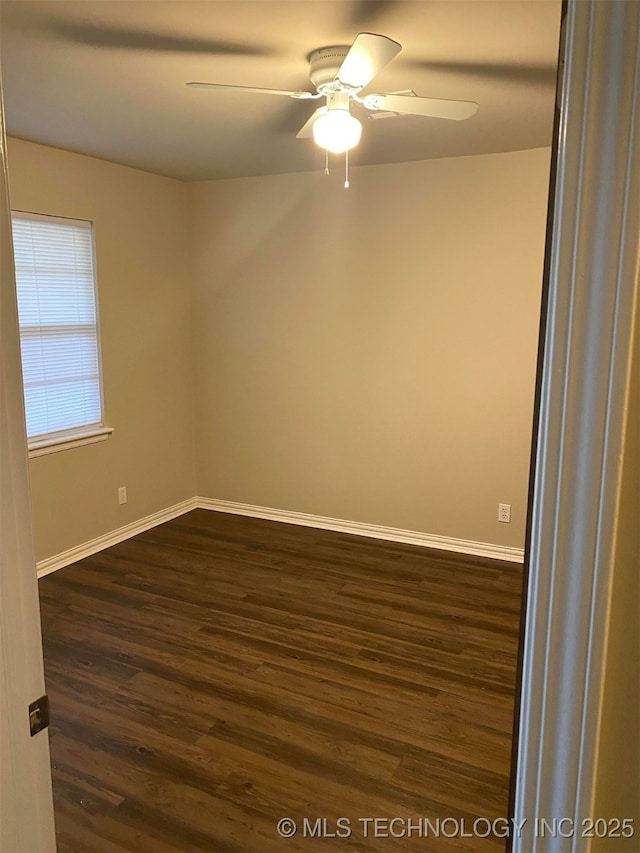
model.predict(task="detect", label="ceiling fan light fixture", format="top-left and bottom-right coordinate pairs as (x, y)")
top-left (312, 109), bottom-right (362, 154)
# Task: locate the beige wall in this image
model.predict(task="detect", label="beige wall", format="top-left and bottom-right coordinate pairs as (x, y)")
top-left (592, 292), bottom-right (639, 850)
top-left (190, 148), bottom-right (550, 548)
top-left (7, 138), bottom-right (197, 562)
top-left (6, 140), bottom-right (550, 559)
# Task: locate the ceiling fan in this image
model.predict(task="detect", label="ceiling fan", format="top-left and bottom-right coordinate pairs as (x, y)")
top-left (186, 32), bottom-right (478, 159)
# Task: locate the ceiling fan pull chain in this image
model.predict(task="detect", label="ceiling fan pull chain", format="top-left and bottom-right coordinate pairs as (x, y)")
top-left (324, 149), bottom-right (330, 175)
top-left (344, 150), bottom-right (350, 189)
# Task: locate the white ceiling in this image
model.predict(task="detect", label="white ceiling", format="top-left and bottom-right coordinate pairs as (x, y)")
top-left (0, 0), bottom-right (561, 182)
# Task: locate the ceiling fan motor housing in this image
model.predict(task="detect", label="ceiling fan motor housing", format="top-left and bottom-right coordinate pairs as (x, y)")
top-left (309, 46), bottom-right (350, 90)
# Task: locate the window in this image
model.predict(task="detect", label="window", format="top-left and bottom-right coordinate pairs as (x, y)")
top-left (11, 211), bottom-right (111, 455)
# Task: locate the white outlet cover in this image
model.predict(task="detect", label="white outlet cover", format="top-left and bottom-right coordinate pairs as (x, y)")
top-left (498, 503), bottom-right (511, 522)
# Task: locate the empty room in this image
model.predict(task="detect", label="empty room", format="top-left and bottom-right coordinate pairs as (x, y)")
top-left (2, 0), bottom-right (605, 849)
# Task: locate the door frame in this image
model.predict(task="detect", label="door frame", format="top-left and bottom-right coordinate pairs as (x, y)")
top-left (0, 72), bottom-right (57, 853)
top-left (512, 1), bottom-right (639, 850)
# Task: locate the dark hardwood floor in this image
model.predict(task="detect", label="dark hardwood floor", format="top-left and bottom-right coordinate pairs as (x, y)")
top-left (38, 509), bottom-right (523, 852)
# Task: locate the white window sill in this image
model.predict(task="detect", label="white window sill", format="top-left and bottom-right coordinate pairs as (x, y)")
top-left (28, 427), bottom-right (114, 458)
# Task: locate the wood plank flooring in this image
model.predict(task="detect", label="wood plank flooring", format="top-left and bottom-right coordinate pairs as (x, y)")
top-left (38, 509), bottom-right (523, 852)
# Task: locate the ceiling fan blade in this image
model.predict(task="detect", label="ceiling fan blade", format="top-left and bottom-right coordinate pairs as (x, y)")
top-left (48, 21), bottom-right (270, 57)
top-left (336, 32), bottom-right (402, 89)
top-left (346, 1), bottom-right (398, 30)
top-left (296, 107), bottom-right (327, 139)
top-left (186, 82), bottom-right (317, 99)
top-left (407, 59), bottom-right (557, 87)
top-left (362, 92), bottom-right (478, 120)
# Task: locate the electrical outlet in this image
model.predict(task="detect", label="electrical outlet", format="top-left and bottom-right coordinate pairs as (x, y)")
top-left (118, 486), bottom-right (127, 505)
top-left (498, 503), bottom-right (511, 523)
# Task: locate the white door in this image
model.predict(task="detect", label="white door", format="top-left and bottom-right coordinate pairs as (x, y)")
top-left (0, 71), bottom-right (57, 851)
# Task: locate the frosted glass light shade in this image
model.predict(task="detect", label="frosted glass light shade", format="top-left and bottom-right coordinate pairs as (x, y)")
top-left (313, 110), bottom-right (362, 154)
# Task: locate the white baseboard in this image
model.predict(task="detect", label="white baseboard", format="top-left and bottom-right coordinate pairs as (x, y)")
top-left (196, 497), bottom-right (525, 564)
top-left (36, 497), bottom-right (198, 578)
top-left (36, 494), bottom-right (524, 578)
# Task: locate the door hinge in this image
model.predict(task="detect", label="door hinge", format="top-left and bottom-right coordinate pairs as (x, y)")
top-left (28, 695), bottom-right (50, 736)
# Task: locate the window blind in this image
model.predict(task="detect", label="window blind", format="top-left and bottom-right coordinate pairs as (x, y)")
top-left (11, 213), bottom-right (103, 441)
